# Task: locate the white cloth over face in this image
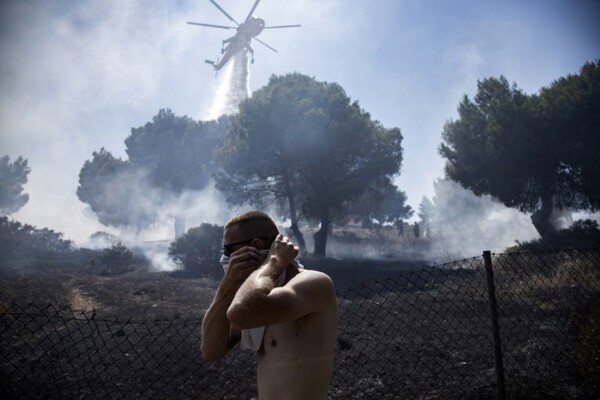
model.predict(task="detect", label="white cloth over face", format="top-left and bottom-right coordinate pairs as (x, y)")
top-left (219, 250), bottom-right (303, 351)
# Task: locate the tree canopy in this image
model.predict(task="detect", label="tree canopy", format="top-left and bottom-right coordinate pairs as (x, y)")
top-left (77, 148), bottom-right (156, 229)
top-left (439, 60), bottom-right (600, 240)
top-left (125, 109), bottom-right (229, 193)
top-left (0, 155), bottom-right (30, 216)
top-left (77, 110), bottom-right (229, 229)
top-left (347, 181), bottom-right (413, 229)
top-left (216, 73), bottom-right (409, 255)
top-left (536, 60), bottom-right (600, 211)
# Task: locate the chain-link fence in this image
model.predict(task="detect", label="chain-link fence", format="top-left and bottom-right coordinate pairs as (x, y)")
top-left (491, 250), bottom-right (600, 399)
top-left (1, 249), bottom-right (599, 399)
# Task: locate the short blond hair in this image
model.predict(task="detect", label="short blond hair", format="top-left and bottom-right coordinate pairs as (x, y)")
top-left (225, 210), bottom-right (279, 237)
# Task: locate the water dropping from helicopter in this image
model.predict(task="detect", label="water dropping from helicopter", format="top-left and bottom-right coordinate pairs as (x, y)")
top-left (206, 50), bottom-right (251, 119)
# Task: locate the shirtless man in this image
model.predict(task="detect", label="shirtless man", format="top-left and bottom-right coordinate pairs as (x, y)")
top-left (201, 211), bottom-right (338, 400)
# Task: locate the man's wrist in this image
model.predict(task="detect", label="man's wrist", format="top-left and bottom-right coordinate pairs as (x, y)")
top-left (266, 255), bottom-right (288, 273)
top-left (255, 255), bottom-right (286, 280)
top-left (217, 280), bottom-right (240, 300)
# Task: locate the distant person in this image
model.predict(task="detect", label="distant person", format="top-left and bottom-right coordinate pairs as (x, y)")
top-left (201, 210), bottom-right (338, 400)
top-left (395, 220), bottom-right (405, 237)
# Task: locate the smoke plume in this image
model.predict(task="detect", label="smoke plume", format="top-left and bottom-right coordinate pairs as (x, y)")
top-left (426, 179), bottom-right (538, 261)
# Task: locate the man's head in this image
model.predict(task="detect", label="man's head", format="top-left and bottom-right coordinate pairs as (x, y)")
top-left (223, 211), bottom-right (279, 257)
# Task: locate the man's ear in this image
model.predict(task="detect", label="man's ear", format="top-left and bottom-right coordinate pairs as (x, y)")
top-left (251, 237), bottom-right (267, 250)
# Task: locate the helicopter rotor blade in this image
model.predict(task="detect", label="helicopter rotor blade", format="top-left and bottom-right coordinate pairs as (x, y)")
top-left (244, 0), bottom-right (261, 23)
top-left (263, 24), bottom-right (302, 29)
top-left (187, 22), bottom-right (236, 29)
top-left (253, 37), bottom-right (277, 52)
top-left (209, 0), bottom-right (240, 26)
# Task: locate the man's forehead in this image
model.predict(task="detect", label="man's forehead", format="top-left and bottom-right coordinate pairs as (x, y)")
top-left (223, 224), bottom-right (246, 242)
top-left (224, 219), bottom-right (274, 242)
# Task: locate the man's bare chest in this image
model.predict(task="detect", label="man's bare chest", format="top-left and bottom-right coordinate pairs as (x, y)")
top-left (258, 316), bottom-right (313, 357)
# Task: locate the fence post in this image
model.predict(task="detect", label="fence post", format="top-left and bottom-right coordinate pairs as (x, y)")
top-left (483, 250), bottom-right (506, 400)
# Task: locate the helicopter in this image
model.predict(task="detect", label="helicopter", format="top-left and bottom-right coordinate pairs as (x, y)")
top-left (187, 0), bottom-right (301, 71)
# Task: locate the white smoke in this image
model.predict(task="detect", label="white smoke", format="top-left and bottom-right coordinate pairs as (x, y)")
top-left (427, 179), bottom-right (538, 261)
top-left (206, 51), bottom-right (251, 119)
top-left (81, 176), bottom-right (248, 271)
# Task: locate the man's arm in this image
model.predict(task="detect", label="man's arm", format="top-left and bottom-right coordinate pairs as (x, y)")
top-left (201, 247), bottom-right (262, 361)
top-left (227, 235), bottom-right (335, 329)
top-left (201, 284), bottom-right (241, 361)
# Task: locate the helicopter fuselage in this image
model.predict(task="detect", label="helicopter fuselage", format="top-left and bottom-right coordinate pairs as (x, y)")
top-left (236, 17), bottom-right (265, 42)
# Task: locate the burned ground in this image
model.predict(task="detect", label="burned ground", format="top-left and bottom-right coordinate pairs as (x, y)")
top-left (1, 251), bottom-right (599, 399)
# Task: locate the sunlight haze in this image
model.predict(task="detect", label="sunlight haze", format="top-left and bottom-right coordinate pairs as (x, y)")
top-left (1, 0), bottom-right (599, 244)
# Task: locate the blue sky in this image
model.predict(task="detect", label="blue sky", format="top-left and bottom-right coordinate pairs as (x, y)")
top-left (1, 0), bottom-right (599, 243)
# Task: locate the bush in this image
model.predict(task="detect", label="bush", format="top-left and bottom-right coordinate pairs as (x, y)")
top-left (91, 244), bottom-right (137, 276)
top-left (168, 223), bottom-right (223, 278)
top-left (0, 216), bottom-right (73, 260)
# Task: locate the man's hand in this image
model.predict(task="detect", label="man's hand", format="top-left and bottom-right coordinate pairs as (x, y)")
top-left (224, 246), bottom-right (265, 288)
top-left (266, 234), bottom-right (299, 270)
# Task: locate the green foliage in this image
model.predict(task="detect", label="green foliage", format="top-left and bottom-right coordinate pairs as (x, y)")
top-left (347, 181), bottom-right (413, 228)
top-left (215, 73), bottom-right (407, 255)
top-left (0, 216), bottom-right (73, 260)
top-left (536, 61), bottom-right (600, 211)
top-left (0, 155), bottom-right (30, 216)
top-left (440, 76), bottom-right (536, 210)
top-left (92, 243), bottom-right (137, 276)
top-left (77, 148), bottom-right (156, 228)
top-left (440, 60), bottom-right (600, 239)
top-left (168, 224), bottom-right (223, 278)
top-left (77, 110), bottom-right (230, 229)
top-left (125, 109), bottom-right (229, 193)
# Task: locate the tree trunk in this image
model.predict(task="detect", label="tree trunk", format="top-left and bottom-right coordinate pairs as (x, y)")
top-left (531, 195), bottom-right (558, 240)
top-left (290, 221), bottom-right (307, 251)
top-left (284, 175), bottom-right (306, 250)
top-left (313, 213), bottom-right (330, 256)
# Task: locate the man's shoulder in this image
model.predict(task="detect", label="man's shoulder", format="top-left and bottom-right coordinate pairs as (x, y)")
top-left (290, 268), bottom-right (335, 293)
top-left (296, 268), bottom-right (332, 281)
